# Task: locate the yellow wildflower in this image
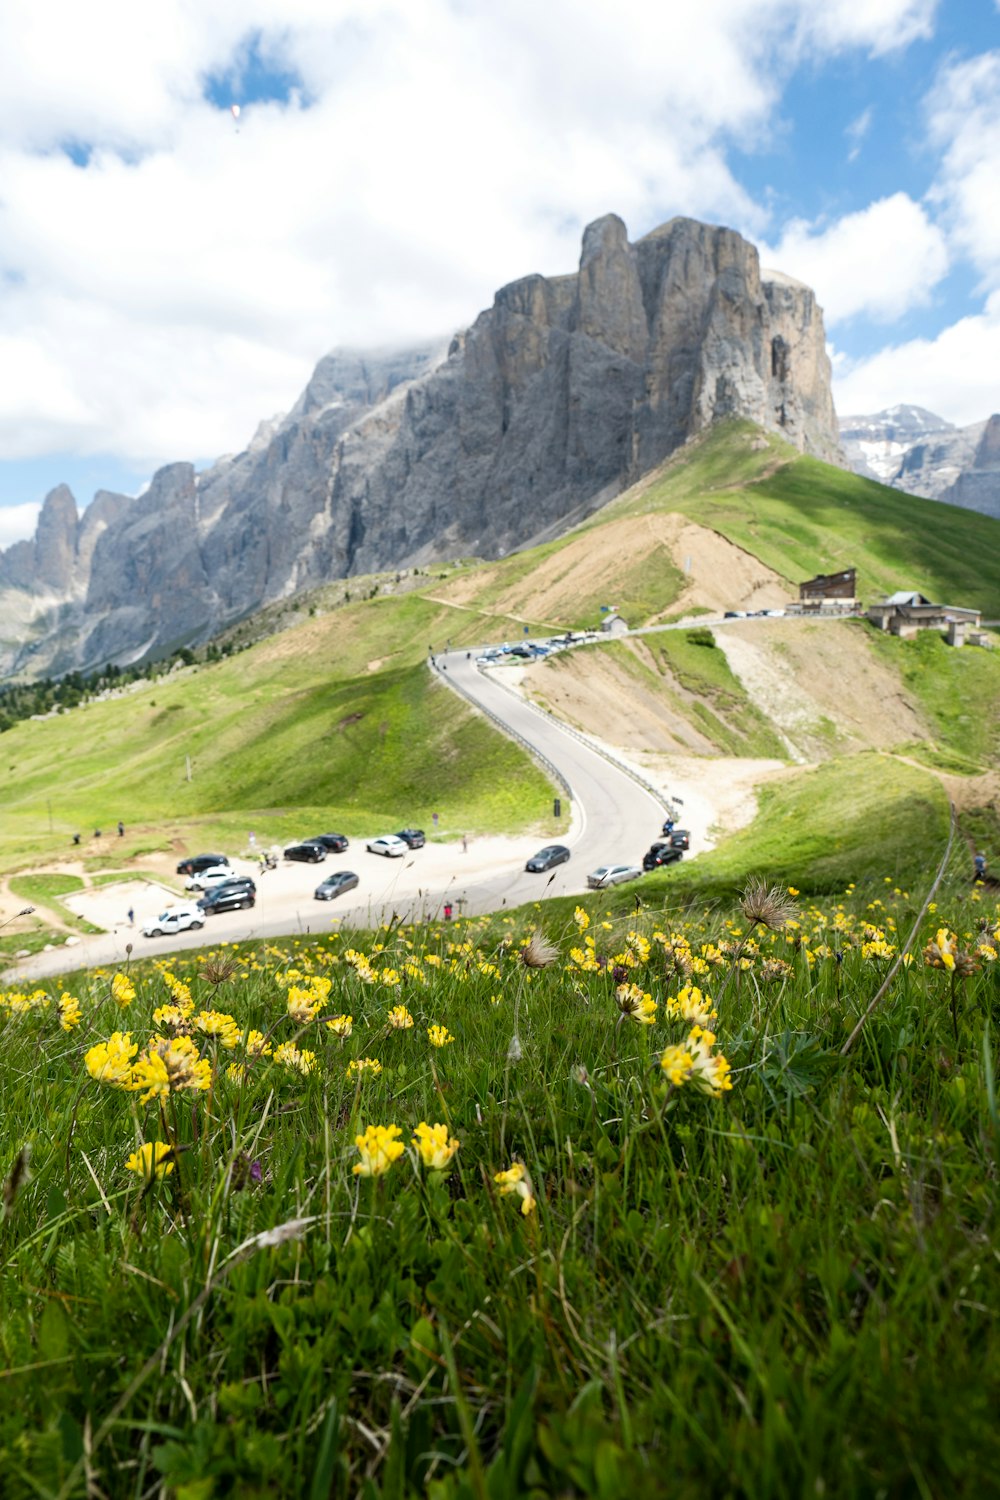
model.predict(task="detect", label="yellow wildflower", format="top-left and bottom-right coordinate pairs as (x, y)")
top-left (246, 1029), bottom-right (272, 1058)
top-left (111, 973), bottom-right (136, 1009)
top-left (346, 1057), bottom-right (382, 1080)
top-left (194, 1010), bottom-right (241, 1048)
top-left (412, 1121), bottom-right (460, 1171)
top-left (659, 1044), bottom-right (694, 1088)
top-left (57, 992), bottom-right (81, 1031)
top-left (272, 1041), bottom-right (316, 1075)
top-left (665, 985), bottom-right (717, 1025)
top-left (326, 1013), bottom-right (353, 1038)
top-left (84, 1032), bottom-right (137, 1087)
top-left (615, 983), bottom-right (656, 1025)
top-left (125, 1142), bottom-right (175, 1181)
top-left (427, 1025), bottom-right (454, 1048)
top-left (494, 1161), bottom-right (536, 1216)
top-left (388, 1005), bottom-right (414, 1030)
top-left (573, 905), bottom-right (590, 932)
top-left (130, 1036), bottom-right (212, 1102)
top-left (353, 1124), bottom-right (405, 1176)
top-left (684, 1027), bottom-right (734, 1097)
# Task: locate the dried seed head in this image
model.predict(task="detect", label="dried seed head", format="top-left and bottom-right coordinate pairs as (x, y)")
top-left (199, 955), bottom-right (241, 986)
top-left (740, 878), bottom-right (798, 932)
top-left (520, 930), bottom-right (558, 969)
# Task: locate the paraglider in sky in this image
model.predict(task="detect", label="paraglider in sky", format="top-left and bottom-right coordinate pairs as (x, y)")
top-left (230, 104), bottom-right (241, 122)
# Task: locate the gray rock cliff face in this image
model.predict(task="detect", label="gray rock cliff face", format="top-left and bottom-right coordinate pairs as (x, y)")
top-left (0, 213), bottom-right (840, 677)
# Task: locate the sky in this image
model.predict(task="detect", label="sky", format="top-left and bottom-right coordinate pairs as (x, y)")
top-left (1, 0), bottom-right (999, 546)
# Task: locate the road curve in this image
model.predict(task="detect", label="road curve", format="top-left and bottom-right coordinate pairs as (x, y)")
top-left (5, 650), bottom-right (671, 982)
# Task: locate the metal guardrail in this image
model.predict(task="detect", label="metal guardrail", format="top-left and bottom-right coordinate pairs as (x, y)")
top-left (429, 659), bottom-right (574, 802)
top-left (476, 661), bottom-right (675, 817)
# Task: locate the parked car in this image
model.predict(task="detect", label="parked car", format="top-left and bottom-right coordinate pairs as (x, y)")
top-left (643, 842), bottom-right (684, 871)
top-left (309, 833), bottom-right (349, 852)
top-left (525, 844), bottom-right (570, 873)
top-left (395, 828), bottom-right (425, 849)
top-left (141, 905), bottom-right (205, 938)
top-left (668, 829), bottom-right (690, 851)
top-left (197, 878), bottom-right (256, 915)
top-left (184, 865), bottom-right (236, 892)
top-left (586, 863), bottom-right (643, 889)
top-left (367, 835), bottom-right (409, 858)
top-left (315, 871), bottom-right (360, 900)
top-left (176, 853), bottom-right (229, 876)
top-left (284, 841), bottom-right (327, 863)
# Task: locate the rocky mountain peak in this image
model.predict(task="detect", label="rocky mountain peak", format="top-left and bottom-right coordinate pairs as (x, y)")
top-left (1, 212), bottom-right (842, 678)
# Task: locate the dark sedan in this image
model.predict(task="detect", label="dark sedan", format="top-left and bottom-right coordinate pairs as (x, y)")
top-left (395, 828), bottom-right (426, 849)
top-left (525, 843), bottom-right (570, 873)
top-left (310, 833), bottom-right (349, 852)
top-left (315, 871), bottom-right (360, 901)
top-left (284, 841), bottom-right (326, 863)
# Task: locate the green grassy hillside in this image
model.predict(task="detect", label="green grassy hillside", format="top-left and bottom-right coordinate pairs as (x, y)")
top-left (426, 423), bottom-right (1000, 629)
top-left (612, 423), bottom-right (1000, 618)
top-left (0, 594), bottom-right (559, 872)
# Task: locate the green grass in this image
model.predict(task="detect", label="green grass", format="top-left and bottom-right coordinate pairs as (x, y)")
top-left (865, 627), bottom-right (1000, 772)
top-left (2, 878), bottom-right (998, 1497)
top-left (8, 874), bottom-right (84, 903)
top-left (0, 597), bottom-right (563, 876)
top-left (620, 423), bottom-right (1000, 618)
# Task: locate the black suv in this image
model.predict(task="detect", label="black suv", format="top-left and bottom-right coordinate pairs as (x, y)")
top-left (309, 833), bottom-right (349, 852)
top-left (176, 853), bottom-right (230, 876)
top-left (284, 842), bottom-right (326, 863)
top-left (395, 828), bottom-right (425, 849)
top-left (642, 842), bottom-right (683, 872)
top-left (198, 878), bottom-right (256, 914)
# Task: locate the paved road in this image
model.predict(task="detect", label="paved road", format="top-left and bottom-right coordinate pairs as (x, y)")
top-left (4, 649), bottom-right (671, 982)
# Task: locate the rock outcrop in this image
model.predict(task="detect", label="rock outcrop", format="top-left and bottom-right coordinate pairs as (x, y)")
top-left (0, 213), bottom-right (841, 677)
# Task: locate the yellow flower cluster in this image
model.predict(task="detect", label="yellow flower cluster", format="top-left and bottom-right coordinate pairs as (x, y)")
top-left (427, 1024), bottom-right (454, 1048)
top-left (194, 1009), bottom-right (241, 1048)
top-left (388, 1004), bottom-right (414, 1029)
top-left (346, 1056), bottom-right (382, 1080)
top-left (615, 983), bottom-right (657, 1025)
top-left (660, 1027), bottom-right (732, 1097)
top-left (111, 973), bottom-right (136, 1009)
top-left (494, 1161), bottom-right (535, 1215)
top-left (57, 992), bottom-right (81, 1031)
top-left (353, 1123), bottom-right (405, 1176)
top-left (326, 1013), bottom-right (353, 1038)
top-left (273, 1041), bottom-right (316, 1075)
top-left (412, 1121), bottom-right (460, 1170)
top-left (126, 1141), bottom-right (175, 1181)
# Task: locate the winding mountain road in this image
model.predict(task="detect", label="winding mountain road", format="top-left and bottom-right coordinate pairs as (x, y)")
top-left (4, 648), bottom-right (671, 982)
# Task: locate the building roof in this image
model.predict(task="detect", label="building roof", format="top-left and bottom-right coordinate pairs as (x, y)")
top-left (885, 591), bottom-right (932, 606)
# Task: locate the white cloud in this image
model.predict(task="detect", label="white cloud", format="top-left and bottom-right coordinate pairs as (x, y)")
top-left (760, 194), bottom-right (949, 325)
top-left (833, 290), bottom-right (1000, 425)
top-left (0, 0), bottom-right (952, 480)
top-left (0, 500), bottom-right (42, 548)
top-left (926, 50), bottom-right (1000, 283)
top-left (794, 0), bottom-right (937, 57)
top-left (845, 107), bottom-right (873, 162)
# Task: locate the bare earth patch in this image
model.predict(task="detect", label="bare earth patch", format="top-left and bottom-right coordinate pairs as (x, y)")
top-left (714, 620), bottom-right (929, 760)
top-left (431, 515), bottom-right (791, 624)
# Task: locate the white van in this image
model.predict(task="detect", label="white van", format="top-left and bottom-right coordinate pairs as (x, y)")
top-left (141, 905), bottom-right (205, 938)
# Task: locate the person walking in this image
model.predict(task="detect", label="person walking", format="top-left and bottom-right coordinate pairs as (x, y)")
top-left (974, 851), bottom-right (987, 881)
top-left (462, 834), bottom-right (468, 854)
top-left (118, 820), bottom-right (125, 837)
top-left (127, 907), bottom-right (134, 926)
